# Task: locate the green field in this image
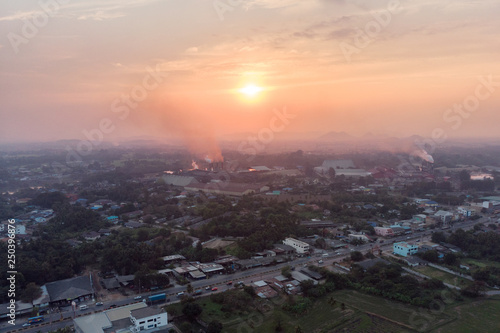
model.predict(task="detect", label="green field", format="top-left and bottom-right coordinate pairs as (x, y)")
top-left (431, 296), bottom-right (500, 333)
top-left (415, 266), bottom-right (470, 288)
top-left (166, 290), bottom-right (500, 333)
top-left (220, 292), bottom-right (418, 333)
top-left (462, 258), bottom-right (500, 269)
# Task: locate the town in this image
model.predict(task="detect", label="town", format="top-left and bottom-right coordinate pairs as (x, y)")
top-left (1, 143), bottom-right (500, 332)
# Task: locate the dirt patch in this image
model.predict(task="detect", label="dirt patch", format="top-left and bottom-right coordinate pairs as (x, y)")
top-left (203, 238), bottom-right (235, 249)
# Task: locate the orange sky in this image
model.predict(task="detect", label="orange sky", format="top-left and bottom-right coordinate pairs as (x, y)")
top-left (1, 0), bottom-right (499, 145)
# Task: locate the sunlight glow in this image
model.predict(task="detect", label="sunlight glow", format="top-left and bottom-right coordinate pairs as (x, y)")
top-left (239, 84), bottom-right (262, 97)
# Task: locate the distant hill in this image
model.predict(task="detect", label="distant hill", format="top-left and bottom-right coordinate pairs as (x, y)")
top-left (318, 131), bottom-right (354, 141)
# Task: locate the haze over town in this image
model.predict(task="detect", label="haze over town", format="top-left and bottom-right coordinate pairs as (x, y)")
top-left (1, 1), bottom-right (500, 333)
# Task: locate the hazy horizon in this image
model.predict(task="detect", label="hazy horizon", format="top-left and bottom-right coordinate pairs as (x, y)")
top-left (1, 0), bottom-right (500, 148)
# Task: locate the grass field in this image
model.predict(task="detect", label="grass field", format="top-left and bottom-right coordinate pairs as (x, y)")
top-left (166, 290), bottom-right (500, 333)
top-left (415, 266), bottom-right (470, 288)
top-left (462, 258), bottom-right (500, 269)
top-left (431, 296), bottom-right (500, 333)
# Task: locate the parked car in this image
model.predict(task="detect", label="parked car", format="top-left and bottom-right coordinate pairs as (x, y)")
top-left (134, 296), bottom-right (142, 300)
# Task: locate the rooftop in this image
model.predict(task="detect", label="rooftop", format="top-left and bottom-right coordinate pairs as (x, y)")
top-left (45, 275), bottom-right (93, 302)
top-left (130, 306), bottom-right (163, 319)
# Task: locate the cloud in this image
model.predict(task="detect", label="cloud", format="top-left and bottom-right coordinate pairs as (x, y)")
top-left (185, 47), bottom-right (199, 54)
top-left (0, 11), bottom-right (39, 22)
top-left (77, 11), bottom-right (126, 21)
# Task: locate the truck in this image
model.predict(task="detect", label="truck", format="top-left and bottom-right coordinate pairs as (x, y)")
top-left (148, 293), bottom-right (166, 303)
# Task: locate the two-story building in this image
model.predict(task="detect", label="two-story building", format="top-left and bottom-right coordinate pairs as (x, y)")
top-left (283, 238), bottom-right (310, 254)
top-left (393, 242), bottom-right (419, 257)
top-left (130, 307), bottom-right (168, 331)
top-left (374, 227), bottom-right (394, 237)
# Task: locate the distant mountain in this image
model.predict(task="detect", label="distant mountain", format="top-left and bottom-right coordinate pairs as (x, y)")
top-left (318, 131), bottom-right (355, 141)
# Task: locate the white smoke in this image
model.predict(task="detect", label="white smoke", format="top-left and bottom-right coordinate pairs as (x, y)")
top-left (414, 149), bottom-right (434, 163)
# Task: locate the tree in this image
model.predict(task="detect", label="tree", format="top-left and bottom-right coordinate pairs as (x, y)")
top-left (431, 231), bottom-right (446, 244)
top-left (328, 167), bottom-right (336, 179)
top-left (243, 285), bottom-right (256, 297)
top-left (206, 320), bottom-right (223, 333)
top-left (443, 253), bottom-right (458, 266)
top-left (281, 265), bottom-right (292, 279)
top-left (182, 302), bottom-right (202, 320)
top-left (186, 283), bottom-right (193, 294)
top-left (350, 251), bottom-right (364, 262)
top-left (273, 312), bottom-right (284, 332)
top-left (421, 250), bottom-right (439, 263)
top-left (21, 283), bottom-right (42, 305)
top-left (459, 170), bottom-right (471, 182)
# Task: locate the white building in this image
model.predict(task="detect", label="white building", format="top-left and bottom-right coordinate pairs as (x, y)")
top-left (283, 238), bottom-right (310, 254)
top-left (130, 307), bottom-right (168, 332)
top-left (457, 206), bottom-right (476, 217)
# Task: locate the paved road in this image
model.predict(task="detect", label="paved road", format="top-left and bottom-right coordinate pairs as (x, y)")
top-left (1, 216), bottom-right (491, 332)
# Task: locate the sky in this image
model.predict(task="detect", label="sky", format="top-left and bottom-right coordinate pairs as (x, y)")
top-left (1, 0), bottom-right (500, 146)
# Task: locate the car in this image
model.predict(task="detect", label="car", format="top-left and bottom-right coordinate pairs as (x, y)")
top-left (134, 296), bottom-right (142, 300)
top-left (227, 281), bottom-right (233, 285)
top-left (109, 304), bottom-right (117, 309)
top-left (211, 287), bottom-right (218, 291)
top-left (205, 286), bottom-right (211, 290)
top-left (177, 292), bottom-right (184, 297)
top-left (95, 302), bottom-right (103, 306)
top-left (22, 323), bottom-right (31, 327)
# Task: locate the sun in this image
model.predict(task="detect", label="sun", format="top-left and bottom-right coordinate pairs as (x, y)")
top-left (239, 84), bottom-right (262, 97)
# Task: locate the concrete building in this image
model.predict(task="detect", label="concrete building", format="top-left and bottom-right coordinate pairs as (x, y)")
top-left (374, 227), bottom-right (394, 237)
top-left (130, 307), bottom-right (168, 332)
top-left (434, 210), bottom-right (453, 223)
top-left (412, 214), bottom-right (427, 223)
top-left (458, 206), bottom-right (476, 217)
top-left (283, 237), bottom-right (310, 254)
top-left (74, 303), bottom-right (164, 333)
top-left (393, 242), bottom-right (419, 257)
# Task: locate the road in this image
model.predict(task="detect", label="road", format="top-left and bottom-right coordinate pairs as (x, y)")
top-left (1, 216), bottom-right (490, 332)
